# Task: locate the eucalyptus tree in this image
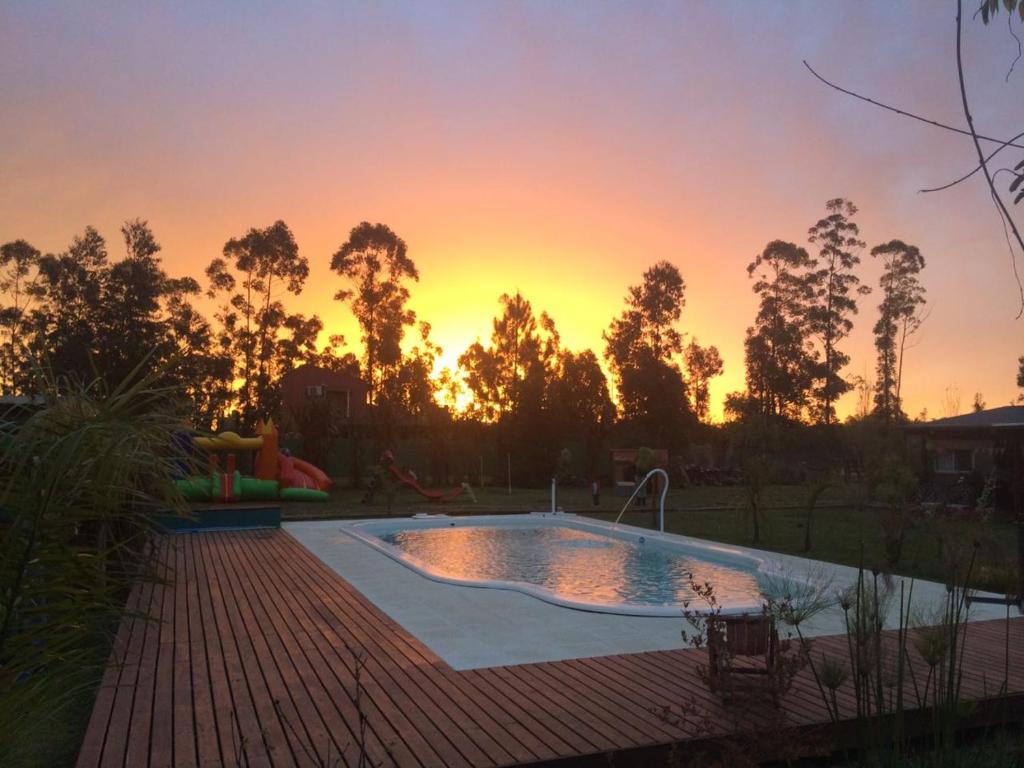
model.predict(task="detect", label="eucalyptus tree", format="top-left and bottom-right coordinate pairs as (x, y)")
top-left (806, 198), bottom-right (869, 424)
top-left (331, 222), bottom-right (419, 408)
top-left (459, 291), bottom-right (546, 422)
top-left (871, 240), bottom-right (927, 423)
top-left (684, 339), bottom-right (723, 424)
top-left (27, 226), bottom-right (109, 384)
top-left (0, 240), bottom-right (41, 392)
top-left (604, 261), bottom-right (694, 443)
top-left (548, 348), bottom-right (615, 473)
top-left (743, 240), bottom-right (817, 421)
top-left (458, 293), bottom-right (569, 481)
top-left (206, 220), bottom-right (310, 426)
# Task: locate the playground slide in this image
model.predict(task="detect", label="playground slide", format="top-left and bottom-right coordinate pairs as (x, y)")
top-left (291, 457), bottom-right (331, 491)
top-left (385, 464), bottom-right (465, 502)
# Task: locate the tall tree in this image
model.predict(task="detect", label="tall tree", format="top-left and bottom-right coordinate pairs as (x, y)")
top-left (549, 348), bottom-right (615, 474)
top-left (99, 219), bottom-right (180, 386)
top-left (3, 222), bottom-right (234, 423)
top-left (605, 261), bottom-right (686, 368)
top-left (604, 261), bottom-right (694, 442)
top-left (387, 321), bottom-right (443, 419)
top-left (28, 226), bottom-right (109, 384)
top-left (871, 240), bottom-right (926, 423)
top-left (458, 293), bottom-right (565, 481)
top-left (459, 292), bottom-right (545, 422)
top-left (163, 285), bottom-right (234, 430)
top-left (0, 240), bottom-right (41, 393)
top-left (330, 222), bottom-right (419, 408)
top-left (684, 339), bottom-right (724, 423)
top-left (806, 198), bottom-right (869, 424)
top-left (206, 220), bottom-right (311, 426)
top-left (743, 240), bottom-right (817, 421)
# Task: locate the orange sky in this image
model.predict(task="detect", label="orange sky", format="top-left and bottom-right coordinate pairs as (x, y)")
top-left (2, 2), bottom-right (1022, 421)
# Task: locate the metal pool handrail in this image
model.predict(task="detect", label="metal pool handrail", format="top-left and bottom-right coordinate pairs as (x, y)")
top-left (612, 468), bottom-right (670, 532)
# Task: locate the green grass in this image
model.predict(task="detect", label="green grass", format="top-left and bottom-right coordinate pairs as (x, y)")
top-left (280, 483), bottom-right (1020, 593)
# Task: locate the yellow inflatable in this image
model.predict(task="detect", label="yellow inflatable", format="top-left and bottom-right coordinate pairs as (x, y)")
top-left (193, 431), bottom-right (265, 451)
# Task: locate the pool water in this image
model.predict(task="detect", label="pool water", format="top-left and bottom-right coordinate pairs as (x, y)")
top-left (382, 524), bottom-right (766, 610)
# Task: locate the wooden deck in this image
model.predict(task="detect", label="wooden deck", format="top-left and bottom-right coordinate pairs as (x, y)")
top-left (78, 530), bottom-right (1024, 768)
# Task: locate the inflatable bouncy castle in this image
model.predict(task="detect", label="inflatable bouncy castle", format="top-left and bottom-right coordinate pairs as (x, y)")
top-left (176, 419), bottom-right (331, 503)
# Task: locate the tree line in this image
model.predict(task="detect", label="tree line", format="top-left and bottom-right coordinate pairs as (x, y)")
top-left (0, 200), bottom-right (935, 481)
top-left (727, 198), bottom-right (927, 427)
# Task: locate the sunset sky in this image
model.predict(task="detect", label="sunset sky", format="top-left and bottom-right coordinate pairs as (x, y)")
top-left (2, 1), bottom-right (1022, 420)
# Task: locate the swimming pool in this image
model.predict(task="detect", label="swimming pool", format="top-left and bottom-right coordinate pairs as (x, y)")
top-left (341, 513), bottom-right (806, 617)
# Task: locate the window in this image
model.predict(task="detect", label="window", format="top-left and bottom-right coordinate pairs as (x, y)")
top-left (327, 388), bottom-right (350, 418)
top-left (933, 448), bottom-right (974, 474)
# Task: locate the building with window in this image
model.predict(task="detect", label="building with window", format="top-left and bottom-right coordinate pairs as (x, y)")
top-left (279, 364), bottom-right (370, 429)
top-left (905, 405), bottom-right (1024, 514)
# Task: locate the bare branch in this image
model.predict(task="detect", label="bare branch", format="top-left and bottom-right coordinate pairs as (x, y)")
top-left (993, 188), bottom-right (1024, 318)
top-left (803, 60), bottom-right (1024, 149)
top-left (919, 128), bottom-right (1024, 193)
top-left (956, 0), bottom-right (1024, 315)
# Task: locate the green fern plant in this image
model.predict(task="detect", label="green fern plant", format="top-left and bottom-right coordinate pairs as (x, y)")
top-left (0, 362), bottom-right (191, 765)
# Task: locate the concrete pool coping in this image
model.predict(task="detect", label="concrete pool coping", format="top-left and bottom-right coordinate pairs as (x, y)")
top-left (284, 517), bottom-right (1011, 670)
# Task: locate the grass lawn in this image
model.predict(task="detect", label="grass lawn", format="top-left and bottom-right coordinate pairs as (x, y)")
top-left (280, 483), bottom-right (1020, 593)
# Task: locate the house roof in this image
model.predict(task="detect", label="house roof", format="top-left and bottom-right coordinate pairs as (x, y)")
top-left (909, 405), bottom-right (1024, 431)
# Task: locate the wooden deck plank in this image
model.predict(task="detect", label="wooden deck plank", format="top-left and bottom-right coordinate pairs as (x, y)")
top-left (76, 577), bottom-right (148, 768)
top-left (209, 533), bottom-right (339, 765)
top-left (235, 550), bottom-right (417, 768)
top-left (493, 664), bottom-right (625, 752)
top-left (151, 547), bottom-right (179, 768)
top-left (523, 658), bottom-right (681, 746)
top-left (170, 538), bottom-right (198, 768)
top-left (182, 535), bottom-right (222, 768)
top-left (273, 533), bottom-right (532, 766)
top-left (236, 531), bottom-right (444, 768)
top-left (217, 531), bottom-right (376, 767)
top-left (78, 529), bottom-right (1024, 768)
top-left (196, 535), bottom-right (299, 768)
top-left (111, 579), bottom-right (159, 767)
top-left (192, 532), bottom-right (273, 768)
top-left (258, 533), bottom-right (487, 768)
top-left (464, 668), bottom-right (587, 756)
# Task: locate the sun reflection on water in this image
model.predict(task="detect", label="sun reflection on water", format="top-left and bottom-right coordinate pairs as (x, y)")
top-left (383, 526), bottom-right (764, 608)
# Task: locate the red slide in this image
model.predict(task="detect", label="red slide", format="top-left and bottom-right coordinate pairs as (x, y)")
top-left (385, 464), bottom-right (465, 502)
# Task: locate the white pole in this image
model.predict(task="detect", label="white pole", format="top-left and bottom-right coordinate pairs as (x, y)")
top-left (551, 477), bottom-right (556, 513)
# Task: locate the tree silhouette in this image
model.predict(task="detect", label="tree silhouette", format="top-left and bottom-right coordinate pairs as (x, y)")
top-left (28, 226), bottom-right (108, 383)
top-left (871, 240), bottom-right (926, 423)
top-left (459, 292), bottom-right (546, 422)
top-left (458, 293), bottom-right (568, 481)
top-left (604, 261), bottom-right (693, 442)
top-left (805, 199), bottom-right (869, 424)
top-left (743, 240), bottom-right (817, 420)
top-left (1, 222), bottom-right (235, 424)
top-left (604, 260), bottom-right (686, 367)
top-left (387, 321), bottom-right (442, 419)
top-left (684, 339), bottom-right (724, 423)
top-left (0, 240), bottom-right (41, 393)
top-left (548, 348), bottom-right (615, 474)
top-left (206, 220), bottom-right (314, 427)
top-left (331, 222), bottom-right (419, 409)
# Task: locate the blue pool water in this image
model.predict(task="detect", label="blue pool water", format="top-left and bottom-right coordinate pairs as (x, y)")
top-left (382, 524), bottom-right (766, 609)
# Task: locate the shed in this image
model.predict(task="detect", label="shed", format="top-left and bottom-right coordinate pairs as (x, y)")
top-left (609, 447), bottom-right (669, 497)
